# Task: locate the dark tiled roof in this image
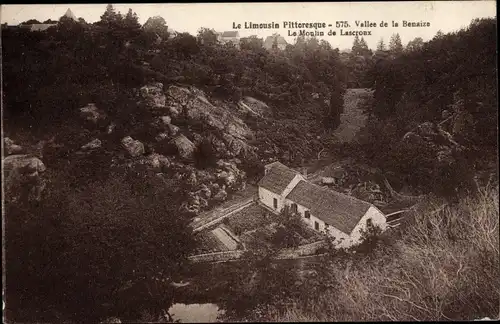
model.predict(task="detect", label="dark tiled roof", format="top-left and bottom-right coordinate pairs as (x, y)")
top-left (286, 180), bottom-right (372, 234)
top-left (258, 162), bottom-right (299, 195)
top-left (221, 31), bottom-right (239, 38)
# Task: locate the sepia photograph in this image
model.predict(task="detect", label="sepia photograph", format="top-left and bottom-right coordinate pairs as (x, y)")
top-left (1, 1), bottom-right (498, 323)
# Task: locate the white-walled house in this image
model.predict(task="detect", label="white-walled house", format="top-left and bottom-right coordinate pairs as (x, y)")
top-left (258, 161), bottom-right (305, 212)
top-left (258, 162), bottom-right (387, 248)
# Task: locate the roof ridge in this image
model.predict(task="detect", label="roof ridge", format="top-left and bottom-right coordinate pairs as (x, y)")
top-left (295, 179), bottom-right (372, 207)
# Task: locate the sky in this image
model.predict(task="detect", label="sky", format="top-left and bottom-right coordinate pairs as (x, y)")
top-left (1, 1), bottom-right (496, 49)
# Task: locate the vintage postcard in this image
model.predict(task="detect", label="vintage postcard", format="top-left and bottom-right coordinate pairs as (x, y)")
top-left (1, 1), bottom-right (498, 323)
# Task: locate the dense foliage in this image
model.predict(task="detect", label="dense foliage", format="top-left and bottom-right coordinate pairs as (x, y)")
top-left (358, 18), bottom-right (498, 196)
top-left (5, 167), bottom-right (195, 323)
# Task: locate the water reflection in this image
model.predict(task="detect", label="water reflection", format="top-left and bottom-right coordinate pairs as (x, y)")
top-left (169, 303), bottom-right (224, 323)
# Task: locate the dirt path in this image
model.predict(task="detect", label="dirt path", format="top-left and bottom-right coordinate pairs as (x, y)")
top-left (333, 88), bottom-right (373, 143)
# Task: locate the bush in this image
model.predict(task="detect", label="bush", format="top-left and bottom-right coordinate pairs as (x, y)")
top-left (259, 186), bottom-right (500, 322)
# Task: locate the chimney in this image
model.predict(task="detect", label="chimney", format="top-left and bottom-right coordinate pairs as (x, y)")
top-left (302, 167), bottom-right (308, 179)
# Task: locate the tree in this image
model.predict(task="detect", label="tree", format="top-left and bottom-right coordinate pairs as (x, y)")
top-left (123, 8), bottom-right (141, 30)
top-left (271, 205), bottom-right (306, 249)
top-left (99, 4), bottom-right (121, 26)
top-left (143, 15), bottom-right (169, 38)
top-left (358, 37), bottom-right (371, 56)
top-left (434, 29), bottom-right (444, 39)
top-left (21, 19), bottom-right (41, 24)
top-left (240, 35), bottom-right (264, 51)
top-left (376, 37), bottom-right (386, 51)
top-left (389, 33), bottom-right (403, 55)
top-left (351, 35), bottom-right (361, 54)
top-left (196, 27), bottom-right (219, 46)
top-left (173, 32), bottom-right (200, 58)
top-left (406, 37), bottom-right (424, 52)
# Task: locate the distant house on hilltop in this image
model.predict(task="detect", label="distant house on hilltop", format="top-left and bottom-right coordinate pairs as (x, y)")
top-left (21, 8), bottom-right (77, 32)
top-left (62, 8), bottom-right (77, 21)
top-left (218, 30), bottom-right (240, 48)
top-left (258, 161), bottom-right (388, 248)
top-left (29, 24), bottom-right (57, 32)
top-left (263, 34), bottom-right (288, 50)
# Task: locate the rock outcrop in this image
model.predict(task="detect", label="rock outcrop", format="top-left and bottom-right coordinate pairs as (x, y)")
top-left (4, 154), bottom-right (47, 202)
top-left (166, 85), bottom-right (254, 140)
top-left (155, 132), bottom-right (169, 142)
top-left (402, 120), bottom-right (466, 167)
top-left (136, 83), bottom-right (260, 161)
top-left (139, 82), bottom-right (166, 111)
top-left (140, 153), bottom-right (170, 172)
top-left (81, 138), bottom-right (102, 151)
top-left (237, 96), bottom-right (270, 117)
top-left (80, 103), bottom-right (107, 123)
top-left (121, 136), bottom-right (145, 157)
top-left (169, 135), bottom-right (195, 160)
top-left (159, 115), bottom-right (171, 125)
top-left (4, 137), bottom-right (24, 155)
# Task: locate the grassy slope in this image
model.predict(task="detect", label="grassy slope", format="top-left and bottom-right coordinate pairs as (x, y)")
top-left (265, 186), bottom-right (499, 321)
top-left (333, 88), bottom-right (372, 143)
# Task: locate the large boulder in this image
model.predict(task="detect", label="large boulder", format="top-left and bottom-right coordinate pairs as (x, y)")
top-left (166, 85), bottom-right (192, 106)
top-left (106, 123), bottom-right (116, 134)
top-left (3, 154), bottom-right (47, 202)
top-left (197, 184), bottom-right (212, 199)
top-left (143, 153), bottom-right (170, 172)
top-left (139, 82), bottom-right (166, 111)
top-left (81, 138), bottom-right (102, 151)
top-left (121, 136), bottom-right (145, 157)
top-left (196, 169), bottom-right (216, 183)
top-left (221, 133), bottom-right (256, 159)
top-left (416, 121), bottom-right (439, 138)
top-left (212, 187), bottom-right (228, 202)
top-left (4, 137), bottom-right (24, 155)
top-left (166, 85), bottom-right (254, 140)
top-left (160, 115), bottom-right (171, 125)
top-left (209, 136), bottom-right (227, 158)
top-left (215, 159), bottom-right (246, 190)
top-left (186, 171), bottom-right (198, 187)
top-left (155, 132), bottom-right (169, 142)
top-left (217, 170), bottom-right (236, 186)
top-left (167, 103), bottom-right (182, 118)
top-left (237, 97), bottom-right (270, 117)
top-left (80, 103), bottom-right (107, 123)
top-left (167, 124), bottom-right (180, 137)
top-left (169, 135), bottom-right (195, 160)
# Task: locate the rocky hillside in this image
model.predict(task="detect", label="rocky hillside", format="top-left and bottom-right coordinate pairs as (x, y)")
top-left (4, 81), bottom-right (280, 217)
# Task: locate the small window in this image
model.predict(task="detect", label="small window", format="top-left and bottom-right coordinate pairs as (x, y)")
top-left (273, 198), bottom-right (278, 209)
top-left (291, 203), bottom-right (298, 213)
top-left (304, 210), bottom-right (310, 219)
top-left (367, 218), bottom-right (373, 227)
top-left (314, 221), bottom-right (319, 230)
